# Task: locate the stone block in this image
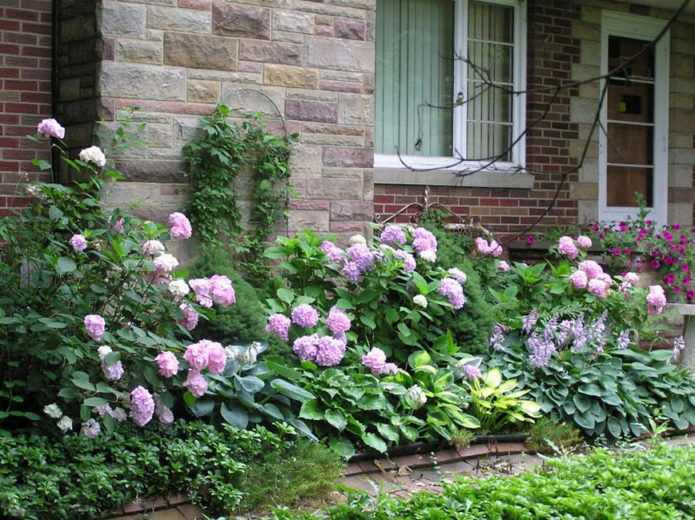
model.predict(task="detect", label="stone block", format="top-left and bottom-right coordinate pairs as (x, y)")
top-left (274, 10), bottom-right (313, 33)
top-left (331, 200), bottom-right (373, 220)
top-left (672, 77), bottom-right (695, 95)
top-left (286, 88), bottom-right (337, 102)
top-left (302, 132), bottom-right (364, 146)
top-left (149, 123), bottom-right (172, 148)
top-left (221, 85), bottom-right (285, 118)
top-left (102, 182), bottom-right (161, 210)
top-left (305, 178), bottom-right (364, 199)
top-left (305, 36), bottom-right (374, 73)
top-left (187, 69), bottom-right (262, 84)
top-left (323, 147), bottom-right (373, 168)
top-left (338, 93), bottom-right (373, 125)
top-left (187, 80), bottom-right (220, 103)
top-left (148, 6), bottom-right (211, 32)
top-left (572, 21), bottom-right (599, 41)
top-left (569, 182), bottom-right (597, 200)
top-left (264, 64), bottom-right (319, 88)
top-left (571, 63), bottom-right (599, 82)
top-left (579, 40), bottom-right (600, 67)
top-left (330, 220), bottom-right (367, 232)
top-left (671, 108), bottom-right (695, 132)
top-left (669, 186), bottom-right (695, 203)
top-left (288, 209), bottom-right (330, 232)
top-left (273, 29), bottom-right (305, 44)
top-left (668, 202), bottom-right (693, 226)
top-left (117, 40), bottom-right (163, 64)
top-left (334, 17), bottom-right (365, 40)
top-left (363, 168), bottom-right (374, 200)
top-left (101, 1), bottom-right (146, 38)
top-left (164, 33), bottom-right (237, 70)
top-left (117, 159), bottom-right (187, 183)
top-left (213, 2), bottom-right (271, 39)
top-left (100, 62), bottom-right (186, 101)
top-left (289, 143), bottom-right (323, 177)
top-left (570, 97), bottom-right (598, 124)
top-left (239, 40), bottom-right (302, 65)
top-left (578, 158), bottom-right (598, 183)
top-left (671, 164), bottom-right (693, 188)
top-left (286, 99), bottom-right (337, 123)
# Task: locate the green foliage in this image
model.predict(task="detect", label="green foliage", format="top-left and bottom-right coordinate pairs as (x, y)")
top-left (183, 106), bottom-right (296, 280)
top-left (189, 246), bottom-right (268, 345)
top-left (273, 443), bottom-right (695, 519)
top-left (0, 421), bottom-right (341, 519)
top-left (526, 417), bottom-right (583, 453)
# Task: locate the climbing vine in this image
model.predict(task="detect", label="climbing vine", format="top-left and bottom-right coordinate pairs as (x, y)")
top-left (183, 104), bottom-right (296, 279)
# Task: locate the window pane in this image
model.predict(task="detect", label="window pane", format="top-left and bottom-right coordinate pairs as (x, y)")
top-left (467, 122), bottom-right (512, 161)
top-left (607, 165), bottom-right (653, 207)
top-left (607, 123), bottom-right (653, 165)
top-left (468, 1), bottom-right (513, 42)
top-left (375, 0), bottom-right (454, 156)
top-left (467, 42), bottom-right (513, 83)
top-left (607, 82), bottom-right (654, 122)
top-left (608, 36), bottom-right (654, 80)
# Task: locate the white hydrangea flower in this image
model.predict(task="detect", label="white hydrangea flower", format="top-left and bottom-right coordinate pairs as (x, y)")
top-left (225, 345), bottom-right (242, 359)
top-left (419, 249), bottom-right (437, 262)
top-left (79, 145), bottom-right (106, 167)
top-left (153, 253), bottom-right (179, 272)
top-left (56, 415), bottom-right (73, 432)
top-left (110, 407), bottom-right (127, 422)
top-left (168, 279), bottom-right (189, 298)
top-left (237, 344), bottom-right (258, 365)
top-left (407, 385), bottom-right (427, 409)
top-left (413, 295), bottom-right (428, 308)
top-left (97, 345), bottom-right (112, 361)
top-left (349, 234), bottom-right (366, 245)
top-left (43, 403), bottom-right (63, 419)
top-left (80, 418), bottom-right (101, 439)
top-left (141, 240), bottom-right (165, 256)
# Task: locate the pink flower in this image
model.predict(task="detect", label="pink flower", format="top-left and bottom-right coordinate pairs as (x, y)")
top-left (578, 260), bottom-right (603, 279)
top-left (588, 278), bottom-right (609, 299)
top-left (361, 347), bottom-right (386, 375)
top-left (102, 360), bottom-right (124, 381)
top-left (153, 253), bottom-right (178, 273)
top-left (209, 275), bottom-right (235, 306)
top-left (293, 334), bottom-right (319, 362)
top-left (557, 236), bottom-right (579, 260)
top-left (647, 285), bottom-right (667, 316)
top-left (320, 241), bottom-right (346, 264)
top-left (438, 277), bottom-right (465, 309)
top-left (291, 304), bottom-right (319, 328)
top-left (382, 363), bottom-right (398, 375)
top-left (155, 351), bottom-right (179, 378)
top-left (576, 235), bottom-right (592, 249)
top-left (497, 260), bottom-right (510, 272)
top-left (177, 304), bottom-right (199, 331)
top-left (70, 234), bottom-right (87, 252)
top-left (448, 268), bottom-right (467, 283)
top-left (129, 386), bottom-right (155, 427)
top-left (154, 395), bottom-right (174, 425)
top-left (112, 218), bottom-right (124, 233)
top-left (314, 336), bottom-right (346, 366)
top-left (569, 270), bottom-right (588, 289)
top-left (206, 342), bottom-right (227, 374)
top-left (266, 313), bottom-right (291, 341)
top-left (37, 118), bottom-right (65, 139)
top-left (525, 235), bottom-right (535, 245)
top-left (624, 272), bottom-right (640, 285)
top-left (326, 307), bottom-right (351, 334)
top-left (189, 278), bottom-right (213, 307)
top-left (168, 212), bottom-right (192, 240)
top-left (184, 341), bottom-right (209, 371)
top-left (184, 370), bottom-right (208, 398)
top-left (84, 314), bottom-right (105, 341)
top-left (380, 225), bottom-right (407, 246)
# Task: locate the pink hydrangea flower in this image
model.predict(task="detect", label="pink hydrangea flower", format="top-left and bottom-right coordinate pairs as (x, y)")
top-left (320, 241), bottom-right (346, 264)
top-left (380, 225), bottom-right (407, 246)
top-left (37, 118), bottom-right (65, 139)
top-left (81, 419), bottom-right (101, 439)
top-left (569, 270), bottom-right (588, 289)
top-left (168, 212), bottom-right (192, 240)
top-left (381, 363), bottom-right (398, 375)
top-left (341, 261), bottom-right (363, 283)
top-left (102, 360), bottom-right (124, 381)
top-left (448, 268), bottom-right (467, 283)
top-left (497, 260), bottom-right (510, 272)
top-left (70, 234), bottom-right (87, 252)
top-left (154, 395), bottom-right (174, 425)
top-left (111, 217), bottom-right (124, 234)
top-left (177, 304), bottom-right (199, 331)
top-left (348, 243), bottom-right (374, 272)
top-left (84, 314), bottom-right (105, 341)
top-left (314, 336), bottom-right (346, 366)
top-left (184, 341), bottom-right (209, 371)
top-left (206, 342), bottom-right (227, 374)
top-left (557, 236), bottom-right (579, 260)
top-left (576, 235), bottom-right (592, 249)
top-left (292, 334), bottom-right (319, 362)
top-left (291, 304), bottom-right (319, 328)
top-left (153, 253), bottom-right (179, 273)
top-left (412, 227), bottom-right (437, 254)
top-left (209, 275), bottom-right (235, 306)
top-left (394, 249), bottom-right (416, 272)
top-left (624, 272), bottom-right (640, 285)
top-left (578, 260), bottom-right (603, 279)
top-left (475, 237), bottom-right (503, 257)
top-left (588, 278), bottom-right (609, 299)
top-left (438, 277), bottom-right (465, 309)
top-left (266, 313), bottom-right (291, 341)
top-left (189, 278), bottom-right (213, 307)
top-left (647, 285), bottom-right (667, 316)
top-left (129, 386), bottom-right (155, 427)
top-left (142, 240), bottom-right (165, 256)
top-left (184, 370), bottom-right (208, 398)
top-left (155, 351), bottom-right (179, 378)
top-left (326, 307), bottom-right (351, 334)
top-left (361, 347), bottom-right (386, 375)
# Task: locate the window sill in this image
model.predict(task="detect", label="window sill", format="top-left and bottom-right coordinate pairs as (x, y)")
top-left (374, 167), bottom-right (535, 189)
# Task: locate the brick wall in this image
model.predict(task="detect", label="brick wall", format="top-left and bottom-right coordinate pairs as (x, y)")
top-left (89, 0), bottom-right (375, 241)
top-left (0, 0), bottom-right (52, 216)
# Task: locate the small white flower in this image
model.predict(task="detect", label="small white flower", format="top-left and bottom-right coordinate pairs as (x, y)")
top-left (43, 403), bottom-right (63, 419)
top-left (97, 345), bottom-right (112, 361)
top-left (407, 385), bottom-right (427, 409)
top-left (413, 295), bottom-right (428, 308)
top-left (110, 407), bottom-right (127, 422)
top-left (56, 415), bottom-right (73, 432)
top-left (79, 145), bottom-right (106, 167)
top-left (153, 253), bottom-right (179, 272)
top-left (141, 240), bottom-right (165, 256)
top-left (25, 184), bottom-right (41, 196)
top-left (168, 279), bottom-right (189, 298)
top-left (419, 249), bottom-right (436, 262)
top-left (225, 345), bottom-right (242, 359)
top-left (349, 234), bottom-right (366, 245)
top-left (80, 418), bottom-right (101, 439)
top-left (237, 345), bottom-right (258, 365)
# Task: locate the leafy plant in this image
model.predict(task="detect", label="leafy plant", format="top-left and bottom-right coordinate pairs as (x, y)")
top-left (526, 417), bottom-right (583, 453)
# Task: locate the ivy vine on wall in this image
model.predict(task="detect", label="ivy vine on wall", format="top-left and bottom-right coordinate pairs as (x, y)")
top-left (183, 104), bottom-right (296, 278)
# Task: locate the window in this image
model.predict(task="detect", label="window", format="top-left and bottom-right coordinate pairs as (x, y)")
top-left (374, 0), bottom-right (526, 171)
top-left (599, 12), bottom-right (669, 224)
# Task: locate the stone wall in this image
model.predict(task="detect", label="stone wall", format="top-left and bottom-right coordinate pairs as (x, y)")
top-left (0, 0), bottom-right (53, 216)
top-left (92, 0), bottom-right (375, 240)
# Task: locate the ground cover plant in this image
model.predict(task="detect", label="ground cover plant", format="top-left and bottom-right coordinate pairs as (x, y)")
top-left (272, 443), bottom-right (695, 519)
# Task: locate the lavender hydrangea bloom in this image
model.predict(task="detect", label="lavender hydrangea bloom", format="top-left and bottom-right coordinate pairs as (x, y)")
top-left (291, 304), bottom-right (319, 328)
top-left (320, 241), bottom-right (346, 264)
top-left (380, 225), bottom-right (406, 246)
top-left (326, 307), bottom-right (351, 334)
top-left (314, 336), bottom-right (346, 366)
top-left (348, 243), bottom-right (374, 272)
top-left (129, 386), bottom-right (155, 427)
top-left (411, 227), bottom-right (437, 254)
top-left (521, 310), bottom-right (538, 335)
top-left (527, 332), bottom-right (556, 368)
top-left (394, 249), bottom-right (416, 272)
top-left (81, 419), bottom-right (101, 439)
top-left (266, 313), bottom-right (291, 341)
top-left (438, 277), bottom-right (465, 309)
top-left (292, 334), bottom-right (319, 362)
top-left (341, 261), bottom-right (363, 283)
top-left (361, 347), bottom-right (387, 375)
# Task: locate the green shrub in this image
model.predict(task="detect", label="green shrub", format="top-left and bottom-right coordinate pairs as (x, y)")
top-left (0, 421), bottom-right (341, 519)
top-left (526, 417), bottom-right (583, 453)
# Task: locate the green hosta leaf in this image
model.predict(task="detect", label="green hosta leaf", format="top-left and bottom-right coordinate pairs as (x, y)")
top-left (325, 409), bottom-right (347, 431)
top-left (276, 288), bottom-right (294, 304)
top-left (286, 417), bottom-right (318, 441)
top-left (483, 369), bottom-right (502, 389)
top-left (190, 399), bottom-right (215, 417)
top-left (265, 360), bottom-right (303, 381)
top-left (260, 403), bottom-right (284, 421)
top-left (573, 394), bottom-right (592, 413)
top-left (299, 400), bottom-right (324, 420)
top-left (362, 432), bottom-right (387, 453)
top-left (329, 437), bottom-right (355, 459)
top-left (221, 402), bottom-right (248, 429)
top-left (270, 379), bottom-right (315, 402)
top-left (335, 298), bottom-right (354, 310)
top-left (83, 397), bottom-right (109, 407)
top-left (235, 375), bottom-right (265, 393)
top-left (574, 411), bottom-right (596, 430)
top-left (408, 350), bottom-right (431, 369)
top-left (355, 289), bottom-right (379, 304)
top-left (56, 257), bottom-right (76, 275)
top-left (359, 395), bottom-right (385, 411)
top-left (578, 384), bottom-right (603, 397)
top-left (376, 423), bottom-right (399, 443)
top-left (607, 417), bottom-right (622, 438)
top-left (263, 246), bottom-right (286, 259)
top-left (385, 307), bottom-right (399, 325)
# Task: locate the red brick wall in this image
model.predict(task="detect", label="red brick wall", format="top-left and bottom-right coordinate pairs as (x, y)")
top-left (0, 0), bottom-right (53, 217)
top-left (374, 0), bottom-right (581, 240)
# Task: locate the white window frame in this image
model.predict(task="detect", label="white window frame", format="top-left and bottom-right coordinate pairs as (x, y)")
top-left (374, 0), bottom-right (527, 173)
top-left (598, 11), bottom-right (669, 225)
